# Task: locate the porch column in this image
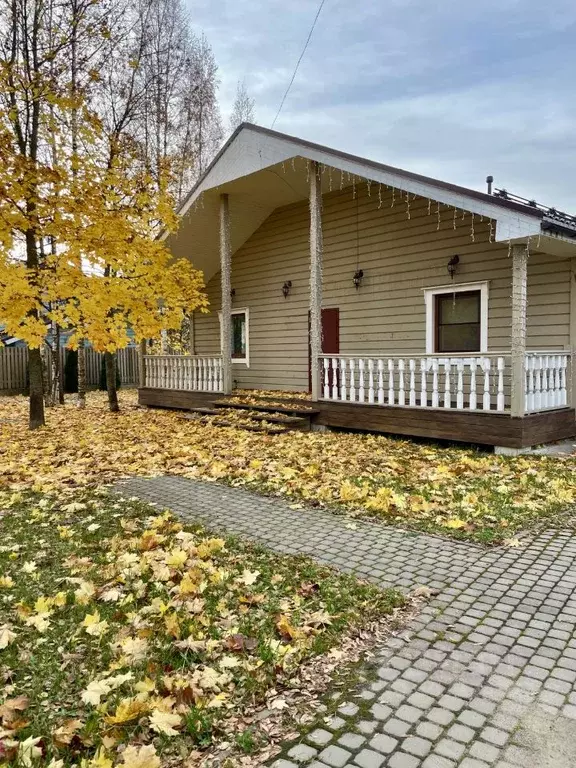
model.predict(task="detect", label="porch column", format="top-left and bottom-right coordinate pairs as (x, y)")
top-left (510, 244), bottom-right (528, 417)
top-left (219, 193), bottom-right (233, 394)
top-left (138, 339), bottom-right (147, 388)
top-left (309, 161), bottom-right (323, 401)
top-left (188, 312), bottom-right (196, 356)
top-left (569, 258), bottom-right (576, 406)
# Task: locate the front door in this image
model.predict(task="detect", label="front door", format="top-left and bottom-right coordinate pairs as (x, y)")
top-left (308, 307), bottom-right (340, 391)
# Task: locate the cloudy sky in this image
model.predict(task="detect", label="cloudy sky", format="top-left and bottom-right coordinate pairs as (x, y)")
top-left (188, 0), bottom-right (576, 212)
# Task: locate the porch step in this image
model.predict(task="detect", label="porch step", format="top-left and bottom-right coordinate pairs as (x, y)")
top-left (212, 399), bottom-right (319, 417)
top-left (181, 405), bottom-right (311, 434)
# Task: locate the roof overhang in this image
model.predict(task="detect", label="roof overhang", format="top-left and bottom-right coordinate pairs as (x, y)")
top-left (167, 124), bottom-right (575, 284)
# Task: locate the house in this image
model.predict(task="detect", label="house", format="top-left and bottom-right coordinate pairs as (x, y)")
top-left (138, 123), bottom-right (576, 451)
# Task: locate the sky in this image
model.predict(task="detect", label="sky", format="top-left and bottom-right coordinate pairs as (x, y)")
top-left (187, 0), bottom-right (576, 213)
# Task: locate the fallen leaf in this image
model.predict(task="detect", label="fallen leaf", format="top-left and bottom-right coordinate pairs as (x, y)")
top-left (148, 708), bottom-right (181, 736)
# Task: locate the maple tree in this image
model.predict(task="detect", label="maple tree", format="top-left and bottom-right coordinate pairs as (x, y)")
top-left (0, 0), bottom-right (209, 428)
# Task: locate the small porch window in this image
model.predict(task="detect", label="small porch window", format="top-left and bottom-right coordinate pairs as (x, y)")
top-left (219, 308), bottom-right (249, 365)
top-left (424, 282), bottom-right (488, 354)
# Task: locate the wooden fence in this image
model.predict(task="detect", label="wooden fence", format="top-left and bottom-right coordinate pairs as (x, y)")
top-left (0, 346), bottom-right (139, 392)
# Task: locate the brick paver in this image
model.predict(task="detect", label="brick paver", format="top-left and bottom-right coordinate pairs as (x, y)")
top-left (117, 476), bottom-right (576, 767)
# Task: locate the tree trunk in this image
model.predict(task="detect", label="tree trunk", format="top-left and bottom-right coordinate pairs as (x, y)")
top-left (28, 347), bottom-right (45, 429)
top-left (42, 343), bottom-right (54, 407)
top-left (105, 352), bottom-right (119, 412)
top-left (77, 338), bottom-right (86, 409)
top-left (56, 326), bottom-right (64, 404)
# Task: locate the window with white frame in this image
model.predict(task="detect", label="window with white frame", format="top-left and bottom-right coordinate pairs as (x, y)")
top-left (219, 308), bottom-right (249, 365)
top-left (423, 282), bottom-right (488, 354)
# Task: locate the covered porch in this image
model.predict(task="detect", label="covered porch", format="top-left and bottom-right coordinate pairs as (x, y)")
top-left (138, 349), bottom-right (575, 449)
top-left (139, 125), bottom-right (576, 450)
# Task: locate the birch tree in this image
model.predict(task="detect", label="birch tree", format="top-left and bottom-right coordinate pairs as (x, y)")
top-left (229, 79), bottom-right (255, 133)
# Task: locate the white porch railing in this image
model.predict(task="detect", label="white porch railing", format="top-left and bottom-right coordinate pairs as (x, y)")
top-left (144, 355), bottom-right (223, 393)
top-left (319, 352), bottom-right (572, 414)
top-left (525, 352), bottom-right (570, 412)
top-left (319, 354), bottom-right (510, 411)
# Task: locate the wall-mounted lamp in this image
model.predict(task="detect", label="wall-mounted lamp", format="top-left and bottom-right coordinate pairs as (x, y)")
top-left (447, 255), bottom-right (460, 280)
top-left (230, 288), bottom-right (236, 298)
top-left (353, 269), bottom-right (364, 290)
top-left (282, 280), bottom-right (292, 299)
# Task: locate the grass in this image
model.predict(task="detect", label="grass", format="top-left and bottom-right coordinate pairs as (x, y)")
top-left (0, 489), bottom-right (403, 766)
top-left (1, 391), bottom-right (576, 543)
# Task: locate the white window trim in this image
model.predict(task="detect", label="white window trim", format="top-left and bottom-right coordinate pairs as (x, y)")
top-left (219, 307), bottom-right (250, 366)
top-left (423, 282), bottom-right (489, 354)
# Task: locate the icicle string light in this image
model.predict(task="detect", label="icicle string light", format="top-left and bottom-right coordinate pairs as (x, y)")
top-left (436, 202), bottom-right (441, 231)
top-left (328, 167), bottom-right (333, 192)
top-left (378, 184), bottom-right (383, 209)
top-left (406, 191), bottom-right (411, 219)
top-left (453, 207), bottom-right (457, 230)
top-left (367, 179), bottom-right (372, 197)
top-left (391, 186), bottom-right (395, 208)
top-left (489, 220), bottom-right (495, 243)
top-left (428, 198), bottom-right (432, 216)
top-left (339, 170), bottom-right (344, 190)
top-left (470, 213), bottom-right (475, 242)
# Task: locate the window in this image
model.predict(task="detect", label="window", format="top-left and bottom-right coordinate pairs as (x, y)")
top-left (231, 311), bottom-right (247, 360)
top-left (435, 291), bottom-right (480, 353)
top-left (219, 308), bottom-right (249, 365)
top-left (423, 282), bottom-right (488, 354)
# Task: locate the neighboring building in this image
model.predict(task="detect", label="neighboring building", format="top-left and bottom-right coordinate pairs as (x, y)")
top-left (139, 123), bottom-right (576, 450)
top-left (0, 327), bottom-right (26, 347)
top-left (0, 325), bottom-right (137, 348)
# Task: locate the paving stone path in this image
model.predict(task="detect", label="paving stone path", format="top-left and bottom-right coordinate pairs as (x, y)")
top-left (117, 476), bottom-right (576, 768)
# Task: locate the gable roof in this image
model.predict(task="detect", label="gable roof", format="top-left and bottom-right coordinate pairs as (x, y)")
top-left (178, 122), bottom-right (544, 223)
top-left (167, 124), bottom-right (576, 282)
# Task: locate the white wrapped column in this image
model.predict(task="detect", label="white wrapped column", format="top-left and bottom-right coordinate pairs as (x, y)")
top-left (309, 161), bottom-right (323, 401)
top-left (219, 193), bottom-right (233, 394)
top-left (510, 244), bottom-right (528, 417)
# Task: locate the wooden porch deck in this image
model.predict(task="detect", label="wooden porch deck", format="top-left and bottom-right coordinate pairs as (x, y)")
top-left (138, 387), bottom-right (576, 449)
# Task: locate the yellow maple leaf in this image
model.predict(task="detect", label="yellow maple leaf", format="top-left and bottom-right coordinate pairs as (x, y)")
top-left (148, 708), bottom-right (181, 736)
top-left (444, 518), bottom-right (466, 529)
top-left (25, 614), bottom-right (51, 633)
top-left (239, 569), bottom-right (260, 586)
top-left (119, 744), bottom-right (160, 768)
top-left (104, 698), bottom-right (146, 725)
top-left (164, 612), bottom-right (181, 638)
top-left (82, 749), bottom-right (112, 768)
top-left (120, 637), bottom-right (149, 662)
top-left (0, 625), bottom-right (17, 649)
top-left (165, 549), bottom-right (187, 569)
top-left (75, 581), bottom-right (96, 605)
top-left (18, 736), bottom-right (42, 767)
top-left (82, 611), bottom-right (109, 637)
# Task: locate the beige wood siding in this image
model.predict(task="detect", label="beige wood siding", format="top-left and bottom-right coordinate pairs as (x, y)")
top-left (194, 185), bottom-right (571, 391)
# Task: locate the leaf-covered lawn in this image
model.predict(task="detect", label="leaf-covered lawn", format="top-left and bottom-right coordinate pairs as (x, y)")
top-left (0, 489), bottom-right (402, 766)
top-left (1, 391), bottom-right (576, 543)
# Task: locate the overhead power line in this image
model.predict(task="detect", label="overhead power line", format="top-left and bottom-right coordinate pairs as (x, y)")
top-left (271, 0), bottom-right (327, 129)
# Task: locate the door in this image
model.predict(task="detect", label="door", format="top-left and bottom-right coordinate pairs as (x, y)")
top-left (308, 307), bottom-right (340, 392)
